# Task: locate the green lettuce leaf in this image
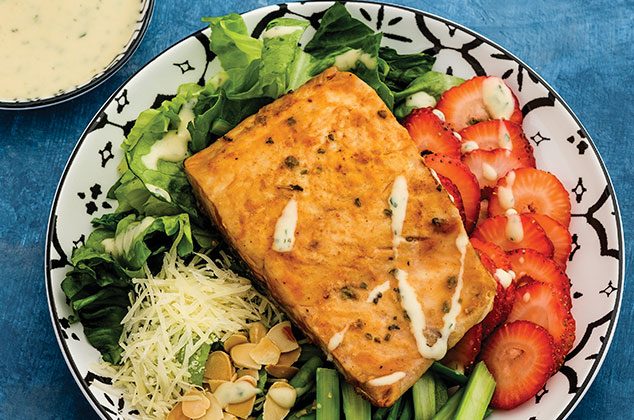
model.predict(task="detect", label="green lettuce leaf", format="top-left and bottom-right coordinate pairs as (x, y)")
top-left (379, 46), bottom-right (435, 92)
top-left (123, 88), bottom-right (204, 223)
top-left (394, 71), bottom-right (465, 119)
top-left (203, 13), bottom-right (262, 71)
top-left (304, 2), bottom-right (394, 108)
top-left (227, 18), bottom-right (310, 100)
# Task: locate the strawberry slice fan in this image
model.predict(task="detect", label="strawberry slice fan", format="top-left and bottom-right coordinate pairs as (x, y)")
top-left (401, 73), bottom-right (575, 411)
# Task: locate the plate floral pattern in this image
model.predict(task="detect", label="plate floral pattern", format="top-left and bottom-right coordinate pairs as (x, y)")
top-left (45, 2), bottom-right (624, 419)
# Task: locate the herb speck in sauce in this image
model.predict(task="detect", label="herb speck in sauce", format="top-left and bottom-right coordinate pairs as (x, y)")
top-left (266, 137), bottom-right (274, 144)
top-left (383, 208), bottom-right (393, 217)
top-left (354, 198), bottom-right (362, 207)
top-left (377, 110), bottom-right (388, 118)
top-left (328, 133), bottom-right (335, 141)
top-left (317, 148), bottom-right (326, 154)
top-left (442, 301), bottom-right (451, 313)
top-left (284, 155), bottom-right (299, 168)
top-left (287, 116), bottom-right (297, 125)
top-left (365, 333), bottom-right (373, 340)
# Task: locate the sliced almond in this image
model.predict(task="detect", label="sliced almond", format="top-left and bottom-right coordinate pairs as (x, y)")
top-left (235, 374), bottom-right (258, 388)
top-left (225, 393), bottom-right (256, 418)
top-left (205, 379), bottom-right (229, 393)
top-left (267, 382), bottom-right (297, 409)
top-left (237, 368), bottom-right (260, 380)
top-left (277, 348), bottom-right (301, 366)
top-left (198, 394), bottom-right (224, 420)
top-left (249, 322), bottom-right (267, 344)
top-left (204, 351), bottom-right (234, 381)
top-left (230, 343), bottom-right (262, 369)
top-left (224, 334), bottom-right (249, 352)
top-left (250, 337), bottom-right (281, 366)
top-left (266, 321), bottom-right (299, 352)
top-left (167, 402), bottom-right (188, 420)
top-left (182, 390), bottom-right (211, 419)
top-left (265, 364), bottom-right (299, 379)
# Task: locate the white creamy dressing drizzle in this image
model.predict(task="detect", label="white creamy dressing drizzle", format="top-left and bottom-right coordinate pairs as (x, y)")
top-left (366, 281), bottom-right (391, 303)
top-left (261, 25), bottom-right (305, 38)
top-left (397, 231), bottom-right (469, 360)
top-left (498, 120), bottom-right (513, 149)
top-left (272, 198), bottom-right (298, 252)
top-left (365, 281), bottom-right (390, 303)
top-left (405, 91), bottom-right (436, 109)
top-left (145, 184), bottom-right (172, 202)
top-left (395, 268), bottom-right (429, 357)
top-left (213, 381), bottom-right (260, 408)
top-left (453, 132), bottom-right (462, 141)
top-left (1, 0), bottom-right (141, 100)
top-left (461, 141), bottom-right (479, 154)
top-left (367, 371), bottom-right (406, 387)
top-left (505, 209), bottom-right (524, 242)
top-left (482, 77), bottom-right (515, 120)
top-left (432, 109), bottom-right (446, 121)
top-left (333, 49), bottom-right (376, 71)
top-left (328, 324), bottom-right (350, 352)
top-left (142, 100), bottom-right (197, 171)
top-left (494, 268), bottom-right (516, 288)
top-left (497, 170), bottom-right (516, 210)
top-left (389, 175), bottom-right (409, 251)
top-left (101, 217), bottom-right (154, 257)
top-left (481, 162), bottom-right (498, 182)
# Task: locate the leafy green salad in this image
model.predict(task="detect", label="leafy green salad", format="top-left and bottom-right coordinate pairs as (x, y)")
top-left (60, 3), bottom-right (472, 419)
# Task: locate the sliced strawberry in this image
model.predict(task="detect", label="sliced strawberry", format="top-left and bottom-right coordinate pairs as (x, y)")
top-left (459, 120), bottom-right (535, 166)
top-left (471, 213), bottom-right (554, 257)
top-left (436, 173), bottom-right (466, 225)
top-left (479, 320), bottom-right (555, 410)
top-left (470, 238), bottom-right (515, 336)
top-left (508, 248), bottom-right (571, 292)
top-left (403, 107), bottom-right (461, 159)
top-left (441, 324), bottom-right (483, 375)
top-left (481, 280), bottom-right (517, 338)
top-left (507, 281), bottom-right (576, 368)
top-left (462, 148), bottom-right (531, 193)
top-left (470, 237), bottom-right (511, 271)
top-left (489, 168), bottom-right (572, 227)
top-left (435, 76), bottom-right (523, 132)
top-left (423, 153), bottom-right (481, 233)
top-left (526, 214), bottom-right (572, 267)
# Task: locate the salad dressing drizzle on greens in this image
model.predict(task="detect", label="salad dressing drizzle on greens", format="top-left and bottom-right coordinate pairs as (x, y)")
top-left (61, 3), bottom-right (468, 417)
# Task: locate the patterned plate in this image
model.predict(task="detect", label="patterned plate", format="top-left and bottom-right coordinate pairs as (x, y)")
top-left (0, 0), bottom-right (154, 110)
top-left (45, 2), bottom-right (624, 419)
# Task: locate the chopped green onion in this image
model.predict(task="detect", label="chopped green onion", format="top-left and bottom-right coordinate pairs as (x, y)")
top-left (342, 380), bottom-right (371, 420)
top-left (316, 368), bottom-right (340, 420)
top-left (452, 361), bottom-right (496, 420)
top-left (429, 361), bottom-right (468, 386)
top-left (412, 371), bottom-right (435, 420)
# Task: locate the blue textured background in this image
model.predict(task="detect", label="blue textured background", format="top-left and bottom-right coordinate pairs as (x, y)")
top-left (0, 1), bottom-right (632, 418)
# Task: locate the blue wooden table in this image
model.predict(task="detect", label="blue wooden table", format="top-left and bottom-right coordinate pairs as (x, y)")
top-left (0, 1), bottom-right (631, 418)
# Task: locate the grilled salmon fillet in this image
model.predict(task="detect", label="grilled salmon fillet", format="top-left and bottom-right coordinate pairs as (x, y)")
top-left (185, 67), bottom-right (497, 406)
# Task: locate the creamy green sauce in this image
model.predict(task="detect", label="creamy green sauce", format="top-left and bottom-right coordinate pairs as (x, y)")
top-left (0, 0), bottom-right (142, 100)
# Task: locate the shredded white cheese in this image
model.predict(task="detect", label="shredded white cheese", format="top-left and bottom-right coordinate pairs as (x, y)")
top-left (95, 249), bottom-right (283, 420)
